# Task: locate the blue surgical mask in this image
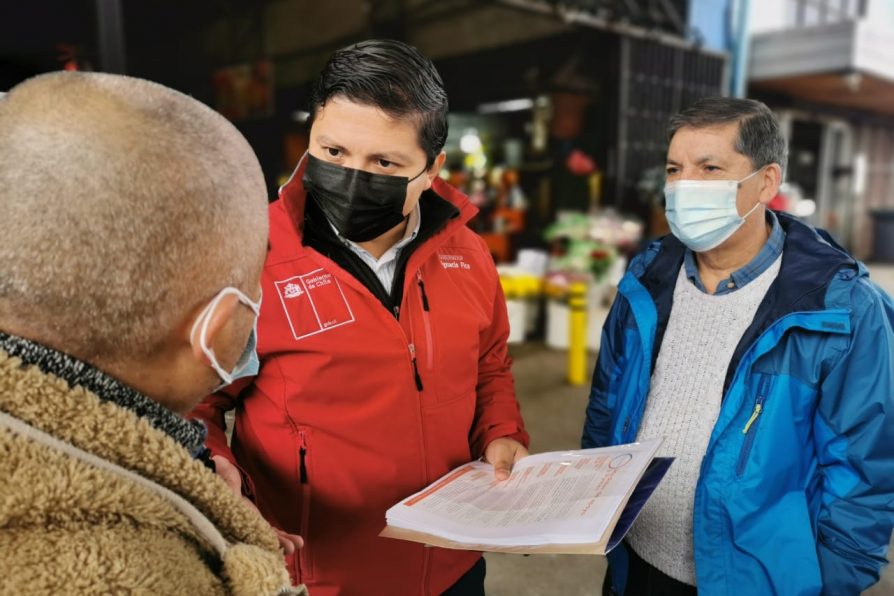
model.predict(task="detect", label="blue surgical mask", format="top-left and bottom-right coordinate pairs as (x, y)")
top-left (190, 286), bottom-right (261, 390)
top-left (664, 169), bottom-right (762, 252)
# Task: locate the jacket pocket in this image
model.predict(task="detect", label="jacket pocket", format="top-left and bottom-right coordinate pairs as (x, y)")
top-left (736, 376), bottom-right (772, 477)
top-left (417, 269), bottom-right (480, 404)
top-left (417, 271), bottom-right (434, 372)
top-left (295, 427), bottom-right (314, 582)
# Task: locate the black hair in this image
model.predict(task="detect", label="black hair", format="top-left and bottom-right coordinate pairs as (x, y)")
top-left (668, 97), bottom-right (788, 175)
top-left (309, 39), bottom-right (449, 167)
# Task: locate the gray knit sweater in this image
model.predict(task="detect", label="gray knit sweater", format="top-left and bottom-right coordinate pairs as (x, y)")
top-left (626, 254), bottom-right (782, 585)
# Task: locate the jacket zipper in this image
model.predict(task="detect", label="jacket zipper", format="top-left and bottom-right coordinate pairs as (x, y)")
top-left (742, 401), bottom-right (763, 435)
top-left (303, 196), bottom-right (466, 595)
top-left (298, 429), bottom-right (313, 580)
top-left (736, 377), bottom-right (771, 476)
top-left (417, 272), bottom-right (435, 370)
top-left (408, 343), bottom-right (424, 391)
top-left (417, 274), bottom-right (430, 311)
top-left (397, 292), bottom-right (426, 390)
top-left (299, 443), bottom-right (308, 484)
top-left (396, 304), bottom-right (424, 390)
top-left (409, 281), bottom-right (431, 594)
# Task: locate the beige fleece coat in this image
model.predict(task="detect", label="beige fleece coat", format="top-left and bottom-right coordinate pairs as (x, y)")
top-left (0, 349), bottom-right (307, 595)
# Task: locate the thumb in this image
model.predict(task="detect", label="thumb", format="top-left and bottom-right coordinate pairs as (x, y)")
top-left (487, 445), bottom-right (513, 481)
top-left (493, 459), bottom-right (512, 481)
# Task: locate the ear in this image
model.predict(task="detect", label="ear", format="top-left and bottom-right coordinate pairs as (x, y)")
top-left (758, 164), bottom-right (783, 206)
top-left (187, 294), bottom-right (239, 364)
top-left (423, 152), bottom-right (447, 191)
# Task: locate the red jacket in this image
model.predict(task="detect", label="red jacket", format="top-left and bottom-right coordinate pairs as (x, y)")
top-left (192, 160), bottom-right (528, 596)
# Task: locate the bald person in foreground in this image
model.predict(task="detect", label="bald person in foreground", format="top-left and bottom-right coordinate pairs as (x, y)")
top-left (0, 72), bottom-right (305, 595)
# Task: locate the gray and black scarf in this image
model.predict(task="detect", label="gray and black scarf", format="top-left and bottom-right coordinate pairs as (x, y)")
top-left (0, 332), bottom-right (214, 468)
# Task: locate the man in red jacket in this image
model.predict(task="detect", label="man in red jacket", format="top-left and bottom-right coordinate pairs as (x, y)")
top-left (192, 39), bottom-right (529, 596)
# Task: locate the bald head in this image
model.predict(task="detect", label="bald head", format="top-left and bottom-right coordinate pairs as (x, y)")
top-left (0, 72), bottom-right (268, 364)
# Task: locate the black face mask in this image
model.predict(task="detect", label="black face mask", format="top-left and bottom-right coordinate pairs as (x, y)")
top-left (302, 153), bottom-right (428, 242)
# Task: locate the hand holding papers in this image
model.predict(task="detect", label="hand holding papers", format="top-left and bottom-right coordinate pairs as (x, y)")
top-left (381, 439), bottom-right (672, 555)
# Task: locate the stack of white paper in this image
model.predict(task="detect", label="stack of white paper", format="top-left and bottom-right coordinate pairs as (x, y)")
top-left (381, 438), bottom-right (667, 555)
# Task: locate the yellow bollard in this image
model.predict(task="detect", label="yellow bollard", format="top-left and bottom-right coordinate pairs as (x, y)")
top-left (567, 281), bottom-right (588, 385)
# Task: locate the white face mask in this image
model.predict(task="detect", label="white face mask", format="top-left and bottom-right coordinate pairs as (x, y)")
top-left (664, 169), bottom-right (763, 252)
top-left (190, 286), bottom-right (261, 390)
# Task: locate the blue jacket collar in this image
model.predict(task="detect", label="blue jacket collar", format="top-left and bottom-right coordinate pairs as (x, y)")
top-left (633, 212), bottom-right (858, 395)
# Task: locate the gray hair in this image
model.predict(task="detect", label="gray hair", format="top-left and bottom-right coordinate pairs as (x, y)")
top-left (668, 97), bottom-right (788, 176)
top-left (0, 72), bottom-right (268, 362)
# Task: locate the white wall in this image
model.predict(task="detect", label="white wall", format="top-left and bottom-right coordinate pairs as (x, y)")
top-left (867, 0), bottom-right (894, 26)
top-left (749, 0), bottom-right (894, 33)
top-left (748, 0), bottom-right (789, 34)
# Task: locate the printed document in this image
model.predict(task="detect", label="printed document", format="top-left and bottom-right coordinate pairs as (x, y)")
top-left (381, 439), bottom-right (672, 554)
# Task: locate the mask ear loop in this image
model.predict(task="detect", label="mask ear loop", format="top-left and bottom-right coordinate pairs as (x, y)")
top-left (191, 290), bottom-right (234, 385)
top-left (401, 163), bottom-right (434, 224)
top-left (741, 200), bottom-right (763, 220)
top-left (736, 166), bottom-right (764, 188)
top-left (408, 162), bottom-right (432, 183)
top-left (190, 287), bottom-right (262, 387)
top-left (737, 166), bottom-right (767, 220)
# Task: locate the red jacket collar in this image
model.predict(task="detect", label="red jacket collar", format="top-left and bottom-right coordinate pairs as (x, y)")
top-left (278, 153), bottom-right (478, 240)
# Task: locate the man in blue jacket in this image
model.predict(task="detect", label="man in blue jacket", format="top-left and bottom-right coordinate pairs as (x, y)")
top-left (584, 97), bottom-right (894, 596)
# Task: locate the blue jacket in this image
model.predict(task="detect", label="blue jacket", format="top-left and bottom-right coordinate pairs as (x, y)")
top-left (583, 213), bottom-right (894, 595)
